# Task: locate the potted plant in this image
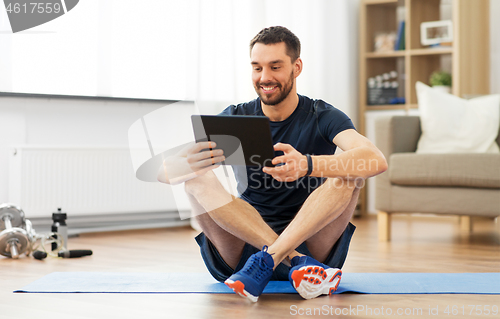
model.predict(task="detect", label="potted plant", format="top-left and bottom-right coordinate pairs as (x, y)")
top-left (429, 71), bottom-right (452, 94)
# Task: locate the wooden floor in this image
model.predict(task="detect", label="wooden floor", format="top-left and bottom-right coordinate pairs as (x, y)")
top-left (1, 215), bottom-right (499, 319)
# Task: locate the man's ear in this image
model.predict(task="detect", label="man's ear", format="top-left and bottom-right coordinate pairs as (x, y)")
top-left (294, 58), bottom-right (303, 77)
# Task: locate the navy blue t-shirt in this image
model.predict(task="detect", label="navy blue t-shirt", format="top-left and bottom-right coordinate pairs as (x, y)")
top-left (219, 94), bottom-right (355, 232)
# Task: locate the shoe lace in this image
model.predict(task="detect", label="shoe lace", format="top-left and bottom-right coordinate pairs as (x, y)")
top-left (241, 245), bottom-right (273, 281)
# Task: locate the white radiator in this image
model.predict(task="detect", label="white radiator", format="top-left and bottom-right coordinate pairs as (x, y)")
top-left (8, 146), bottom-right (184, 219)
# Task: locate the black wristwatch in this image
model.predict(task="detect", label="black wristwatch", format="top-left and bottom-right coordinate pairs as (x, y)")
top-left (305, 154), bottom-right (313, 176)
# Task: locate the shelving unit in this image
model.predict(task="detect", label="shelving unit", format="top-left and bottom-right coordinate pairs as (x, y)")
top-left (358, 0), bottom-right (490, 214)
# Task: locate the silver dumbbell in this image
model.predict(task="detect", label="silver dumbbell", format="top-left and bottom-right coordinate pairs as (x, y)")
top-left (0, 203), bottom-right (30, 259)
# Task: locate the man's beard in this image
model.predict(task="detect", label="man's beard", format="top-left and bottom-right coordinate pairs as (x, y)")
top-left (255, 71), bottom-right (294, 106)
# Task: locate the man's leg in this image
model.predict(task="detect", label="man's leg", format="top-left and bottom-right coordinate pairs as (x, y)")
top-left (266, 178), bottom-right (360, 300)
top-left (188, 192), bottom-right (246, 270)
top-left (185, 171), bottom-right (301, 270)
top-left (267, 178), bottom-right (361, 265)
top-left (187, 172), bottom-right (360, 301)
top-left (305, 185), bottom-right (360, 263)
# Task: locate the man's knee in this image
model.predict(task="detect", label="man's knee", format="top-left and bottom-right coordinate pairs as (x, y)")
top-left (322, 177), bottom-right (363, 198)
top-left (185, 171), bottom-right (221, 197)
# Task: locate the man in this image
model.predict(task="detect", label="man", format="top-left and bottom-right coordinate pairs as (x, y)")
top-left (158, 26), bottom-right (387, 302)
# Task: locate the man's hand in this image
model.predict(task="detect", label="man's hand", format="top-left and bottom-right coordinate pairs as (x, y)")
top-left (158, 141), bottom-right (225, 184)
top-left (262, 143), bottom-right (308, 182)
top-left (185, 141), bottom-right (225, 173)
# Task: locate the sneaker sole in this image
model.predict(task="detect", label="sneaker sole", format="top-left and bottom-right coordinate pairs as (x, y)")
top-left (290, 266), bottom-right (342, 299)
top-left (224, 279), bottom-right (259, 302)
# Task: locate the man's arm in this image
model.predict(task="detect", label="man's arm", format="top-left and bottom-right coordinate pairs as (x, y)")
top-left (313, 129), bottom-right (388, 180)
top-left (262, 129), bottom-right (387, 182)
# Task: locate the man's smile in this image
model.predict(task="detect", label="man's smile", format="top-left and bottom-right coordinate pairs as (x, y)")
top-left (260, 85), bottom-right (278, 93)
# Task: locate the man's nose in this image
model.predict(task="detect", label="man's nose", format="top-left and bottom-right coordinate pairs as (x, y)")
top-left (260, 68), bottom-right (273, 83)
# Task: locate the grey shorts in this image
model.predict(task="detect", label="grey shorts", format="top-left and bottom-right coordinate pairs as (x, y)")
top-left (195, 222), bottom-right (356, 282)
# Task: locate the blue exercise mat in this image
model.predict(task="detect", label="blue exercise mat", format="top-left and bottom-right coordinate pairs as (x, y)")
top-left (14, 272), bottom-right (500, 294)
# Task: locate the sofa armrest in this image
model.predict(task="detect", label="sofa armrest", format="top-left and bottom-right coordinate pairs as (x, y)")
top-left (374, 116), bottom-right (421, 212)
top-left (375, 116), bottom-right (421, 157)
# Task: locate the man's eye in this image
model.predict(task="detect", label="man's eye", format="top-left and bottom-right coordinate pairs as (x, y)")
top-left (272, 67), bottom-right (280, 70)
top-left (253, 67), bottom-right (261, 71)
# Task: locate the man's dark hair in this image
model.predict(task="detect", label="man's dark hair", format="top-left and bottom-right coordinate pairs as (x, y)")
top-left (250, 26), bottom-right (301, 62)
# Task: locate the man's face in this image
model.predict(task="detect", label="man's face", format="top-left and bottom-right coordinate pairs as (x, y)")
top-left (250, 42), bottom-right (297, 106)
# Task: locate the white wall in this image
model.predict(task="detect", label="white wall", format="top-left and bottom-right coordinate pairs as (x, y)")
top-left (0, 97), bottom-right (170, 203)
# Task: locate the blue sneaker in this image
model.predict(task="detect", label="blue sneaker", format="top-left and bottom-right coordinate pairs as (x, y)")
top-left (224, 246), bottom-right (274, 302)
top-left (289, 256), bottom-right (342, 299)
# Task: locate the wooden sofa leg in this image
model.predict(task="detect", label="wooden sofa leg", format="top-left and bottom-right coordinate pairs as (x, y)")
top-left (459, 216), bottom-right (472, 233)
top-left (378, 211), bottom-right (391, 242)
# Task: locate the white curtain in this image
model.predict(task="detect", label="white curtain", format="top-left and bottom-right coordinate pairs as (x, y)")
top-left (192, 0), bottom-right (359, 122)
top-left (0, 0), bottom-right (359, 121)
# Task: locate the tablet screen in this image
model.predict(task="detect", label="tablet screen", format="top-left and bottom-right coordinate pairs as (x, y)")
top-left (191, 115), bottom-right (275, 167)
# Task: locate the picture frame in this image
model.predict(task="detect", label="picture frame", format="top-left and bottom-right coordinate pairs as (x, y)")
top-left (420, 20), bottom-right (453, 46)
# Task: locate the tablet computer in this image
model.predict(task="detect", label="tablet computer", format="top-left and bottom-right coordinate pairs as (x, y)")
top-left (191, 115), bottom-right (275, 167)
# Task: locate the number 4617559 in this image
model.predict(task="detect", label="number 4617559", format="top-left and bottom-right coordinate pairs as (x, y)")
top-left (6, 3), bottom-right (62, 14)
top-left (444, 305), bottom-right (498, 316)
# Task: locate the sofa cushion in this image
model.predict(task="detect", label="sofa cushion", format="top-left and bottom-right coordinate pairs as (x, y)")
top-left (389, 153), bottom-right (500, 189)
top-left (415, 82), bottom-right (500, 154)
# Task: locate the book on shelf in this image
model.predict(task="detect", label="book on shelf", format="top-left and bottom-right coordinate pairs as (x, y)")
top-left (395, 20), bottom-right (405, 51)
